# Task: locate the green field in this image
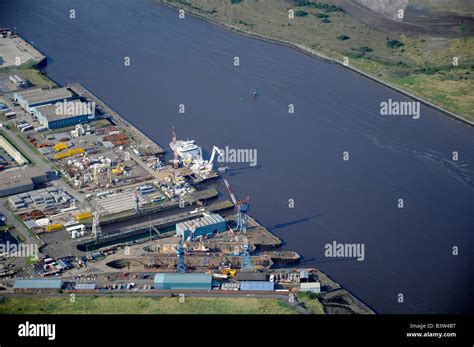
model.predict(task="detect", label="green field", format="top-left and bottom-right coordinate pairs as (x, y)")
top-left (160, 0), bottom-right (474, 122)
top-left (0, 296), bottom-right (305, 314)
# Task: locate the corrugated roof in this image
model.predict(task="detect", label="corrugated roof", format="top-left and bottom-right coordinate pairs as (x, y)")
top-left (300, 282), bottom-right (320, 288)
top-left (240, 281), bottom-right (274, 291)
top-left (74, 283), bottom-right (96, 290)
top-left (154, 273), bottom-right (212, 284)
top-left (17, 88), bottom-right (73, 106)
top-left (177, 213), bottom-right (225, 231)
top-left (34, 100), bottom-right (92, 121)
top-left (235, 272), bottom-right (267, 281)
top-left (14, 279), bottom-right (63, 289)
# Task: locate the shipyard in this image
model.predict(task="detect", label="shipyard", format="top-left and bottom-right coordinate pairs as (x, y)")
top-left (0, 30), bottom-right (375, 315)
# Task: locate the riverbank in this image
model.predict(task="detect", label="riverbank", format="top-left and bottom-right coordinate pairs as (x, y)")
top-left (0, 296), bottom-right (300, 314)
top-left (157, 0), bottom-right (473, 126)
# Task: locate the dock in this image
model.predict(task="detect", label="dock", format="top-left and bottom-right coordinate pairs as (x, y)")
top-left (68, 83), bottom-right (165, 155)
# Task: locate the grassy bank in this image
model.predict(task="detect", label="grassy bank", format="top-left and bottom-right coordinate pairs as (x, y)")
top-left (0, 296), bottom-right (299, 314)
top-left (159, 0), bottom-right (473, 122)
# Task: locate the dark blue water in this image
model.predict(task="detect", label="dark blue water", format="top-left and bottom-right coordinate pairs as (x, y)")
top-left (1, 0), bottom-right (473, 313)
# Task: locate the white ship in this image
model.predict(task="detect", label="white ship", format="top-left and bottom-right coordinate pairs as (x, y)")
top-left (170, 139), bottom-right (223, 182)
top-left (169, 140), bottom-right (203, 165)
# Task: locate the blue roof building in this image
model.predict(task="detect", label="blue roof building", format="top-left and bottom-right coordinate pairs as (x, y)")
top-left (74, 283), bottom-right (96, 290)
top-left (240, 281), bottom-right (274, 291)
top-left (153, 273), bottom-right (212, 291)
top-left (31, 100), bottom-right (95, 130)
top-left (13, 279), bottom-right (63, 292)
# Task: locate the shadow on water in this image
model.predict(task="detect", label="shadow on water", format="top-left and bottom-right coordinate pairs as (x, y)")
top-left (267, 214), bottom-right (322, 232)
top-left (226, 164), bottom-right (262, 178)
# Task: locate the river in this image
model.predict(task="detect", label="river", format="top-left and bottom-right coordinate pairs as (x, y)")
top-left (1, 0), bottom-right (473, 313)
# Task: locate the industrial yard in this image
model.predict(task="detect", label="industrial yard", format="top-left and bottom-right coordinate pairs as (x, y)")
top-left (0, 31), bottom-right (374, 315)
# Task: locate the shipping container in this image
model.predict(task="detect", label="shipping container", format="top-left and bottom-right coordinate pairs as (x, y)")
top-left (76, 212), bottom-right (92, 221)
top-left (45, 223), bottom-right (63, 232)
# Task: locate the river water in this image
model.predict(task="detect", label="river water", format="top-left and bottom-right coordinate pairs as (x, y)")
top-left (1, 0), bottom-right (473, 313)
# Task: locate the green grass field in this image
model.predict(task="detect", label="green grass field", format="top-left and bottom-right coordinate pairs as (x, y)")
top-left (0, 296), bottom-right (303, 314)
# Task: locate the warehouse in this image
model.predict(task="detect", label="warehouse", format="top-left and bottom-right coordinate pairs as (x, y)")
top-left (0, 134), bottom-right (28, 165)
top-left (153, 273), bottom-right (213, 291)
top-left (13, 279), bottom-right (63, 293)
top-left (176, 213), bottom-right (227, 241)
top-left (0, 168), bottom-right (49, 197)
top-left (240, 281), bottom-right (274, 291)
top-left (31, 100), bottom-right (95, 129)
top-left (300, 282), bottom-right (321, 294)
top-left (235, 272), bottom-right (267, 282)
top-left (14, 87), bottom-right (73, 112)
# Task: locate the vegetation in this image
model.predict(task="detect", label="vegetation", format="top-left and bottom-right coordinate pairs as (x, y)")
top-left (296, 1), bottom-right (344, 13)
top-left (337, 34), bottom-right (350, 41)
top-left (386, 39), bottom-right (404, 49)
top-left (298, 292), bottom-right (325, 314)
top-left (295, 10), bottom-right (308, 17)
top-left (353, 46), bottom-right (373, 54)
top-left (314, 13), bottom-right (329, 19)
top-left (0, 296), bottom-right (298, 314)
top-left (159, 0), bottom-right (474, 121)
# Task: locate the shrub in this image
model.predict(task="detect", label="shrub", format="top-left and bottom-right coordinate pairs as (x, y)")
top-left (337, 34), bottom-right (351, 41)
top-left (295, 10), bottom-right (309, 17)
top-left (387, 39), bottom-right (404, 49)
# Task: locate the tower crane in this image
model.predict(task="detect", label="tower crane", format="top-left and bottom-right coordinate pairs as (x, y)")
top-left (171, 127), bottom-right (179, 169)
top-left (223, 178), bottom-right (249, 233)
top-left (134, 191), bottom-right (140, 213)
top-left (223, 178), bottom-right (253, 271)
top-left (175, 241), bottom-right (186, 273)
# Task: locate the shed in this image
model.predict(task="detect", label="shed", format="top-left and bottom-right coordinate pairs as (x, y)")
top-left (240, 281), bottom-right (274, 291)
top-left (235, 272), bottom-right (267, 282)
top-left (300, 282), bottom-right (321, 293)
top-left (153, 273), bottom-right (212, 291)
top-left (176, 213), bottom-right (227, 241)
top-left (74, 283), bottom-right (96, 290)
top-left (13, 279), bottom-right (63, 293)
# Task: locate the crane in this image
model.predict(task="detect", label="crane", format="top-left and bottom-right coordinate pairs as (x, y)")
top-left (171, 127), bottom-right (179, 169)
top-left (223, 178), bottom-right (249, 233)
top-left (207, 145), bottom-right (223, 172)
top-left (175, 241), bottom-right (186, 273)
top-left (134, 191), bottom-right (140, 213)
top-left (223, 178), bottom-right (253, 271)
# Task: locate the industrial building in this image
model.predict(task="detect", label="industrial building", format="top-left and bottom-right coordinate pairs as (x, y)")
top-left (235, 272), bottom-right (267, 282)
top-left (240, 281), bottom-right (274, 291)
top-left (31, 100), bottom-right (95, 129)
top-left (300, 282), bottom-right (321, 293)
top-left (176, 213), bottom-right (227, 241)
top-left (0, 135), bottom-right (28, 165)
top-left (74, 283), bottom-right (96, 291)
top-left (0, 168), bottom-right (49, 197)
top-left (153, 273), bottom-right (213, 290)
top-left (14, 87), bottom-right (73, 112)
top-left (13, 279), bottom-right (63, 293)
top-left (8, 186), bottom-right (72, 210)
top-left (9, 74), bottom-right (27, 88)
